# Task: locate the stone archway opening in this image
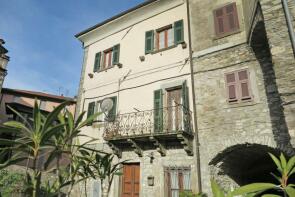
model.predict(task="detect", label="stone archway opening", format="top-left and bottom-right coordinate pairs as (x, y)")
top-left (250, 3), bottom-right (294, 156)
top-left (209, 144), bottom-right (282, 186)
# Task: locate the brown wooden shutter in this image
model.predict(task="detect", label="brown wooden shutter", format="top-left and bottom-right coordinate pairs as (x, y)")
top-left (164, 170), bottom-right (171, 197)
top-left (226, 3), bottom-right (239, 31)
top-left (226, 73), bottom-right (238, 102)
top-left (214, 8), bottom-right (225, 35)
top-left (238, 70), bottom-right (251, 100)
top-left (214, 3), bottom-right (239, 36)
top-left (178, 171), bottom-right (184, 192)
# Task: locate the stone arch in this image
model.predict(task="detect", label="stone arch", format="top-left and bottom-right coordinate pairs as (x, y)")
top-left (208, 143), bottom-right (287, 193)
top-left (249, 2), bottom-right (295, 156)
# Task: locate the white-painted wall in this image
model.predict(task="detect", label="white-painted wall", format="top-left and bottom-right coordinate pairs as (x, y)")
top-left (77, 0), bottom-right (193, 144)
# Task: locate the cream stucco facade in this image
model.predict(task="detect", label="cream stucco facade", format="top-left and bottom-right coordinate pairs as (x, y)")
top-left (76, 0), bottom-right (198, 197)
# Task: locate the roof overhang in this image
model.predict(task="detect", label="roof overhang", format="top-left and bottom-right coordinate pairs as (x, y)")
top-left (75, 0), bottom-right (158, 39)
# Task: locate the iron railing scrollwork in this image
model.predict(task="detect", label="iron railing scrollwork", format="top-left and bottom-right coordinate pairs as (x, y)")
top-left (103, 105), bottom-right (192, 139)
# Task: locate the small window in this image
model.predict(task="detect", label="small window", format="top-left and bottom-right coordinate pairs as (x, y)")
top-left (103, 48), bottom-right (113, 69)
top-left (93, 44), bottom-right (120, 72)
top-left (92, 97), bottom-right (117, 123)
top-left (164, 167), bottom-right (191, 197)
top-left (214, 2), bottom-right (239, 36)
top-left (40, 101), bottom-right (47, 110)
top-left (156, 25), bottom-right (174, 50)
top-left (145, 19), bottom-right (184, 54)
top-left (225, 69), bottom-right (252, 103)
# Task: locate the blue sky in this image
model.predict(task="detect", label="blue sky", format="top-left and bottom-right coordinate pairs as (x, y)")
top-left (0, 0), bottom-right (145, 97)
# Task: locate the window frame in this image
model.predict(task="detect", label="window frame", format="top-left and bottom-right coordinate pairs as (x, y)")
top-left (164, 167), bottom-right (191, 197)
top-left (213, 2), bottom-right (240, 38)
top-left (225, 69), bottom-right (253, 104)
top-left (103, 47), bottom-right (113, 69)
top-left (89, 96), bottom-right (117, 124)
top-left (156, 24), bottom-right (173, 50)
top-left (145, 19), bottom-right (184, 54)
top-left (93, 44), bottom-right (120, 73)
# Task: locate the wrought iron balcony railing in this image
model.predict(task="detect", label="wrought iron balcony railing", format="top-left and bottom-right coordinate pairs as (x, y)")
top-left (103, 105), bottom-right (192, 140)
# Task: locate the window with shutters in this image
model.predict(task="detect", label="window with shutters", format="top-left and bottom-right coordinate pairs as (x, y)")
top-left (94, 44), bottom-right (120, 72)
top-left (87, 101), bottom-right (96, 125)
top-left (164, 167), bottom-right (191, 197)
top-left (103, 48), bottom-right (113, 69)
top-left (91, 97), bottom-right (117, 123)
top-left (156, 25), bottom-right (174, 50)
top-left (225, 69), bottom-right (252, 103)
top-left (145, 19), bottom-right (184, 54)
top-left (213, 2), bottom-right (239, 37)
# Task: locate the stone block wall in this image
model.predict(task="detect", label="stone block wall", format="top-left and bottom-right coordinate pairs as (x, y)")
top-left (193, 43), bottom-right (277, 192)
top-left (260, 0), bottom-right (295, 144)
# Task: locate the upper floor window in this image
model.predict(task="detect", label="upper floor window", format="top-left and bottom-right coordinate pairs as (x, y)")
top-left (213, 2), bottom-right (239, 37)
top-left (145, 20), bottom-right (184, 54)
top-left (86, 96), bottom-right (117, 125)
top-left (154, 81), bottom-right (190, 133)
top-left (93, 44), bottom-right (120, 73)
top-left (103, 48), bottom-right (113, 69)
top-left (225, 69), bottom-right (252, 103)
top-left (156, 25), bottom-right (174, 50)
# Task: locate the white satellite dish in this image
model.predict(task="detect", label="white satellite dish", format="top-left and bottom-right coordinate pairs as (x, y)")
top-left (100, 98), bottom-right (113, 113)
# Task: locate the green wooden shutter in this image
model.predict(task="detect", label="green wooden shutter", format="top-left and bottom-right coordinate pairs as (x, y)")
top-left (145, 30), bottom-right (154, 54)
top-left (182, 81), bottom-right (190, 132)
top-left (174, 20), bottom-right (184, 44)
top-left (108, 96), bottom-right (117, 122)
top-left (93, 52), bottom-right (101, 72)
top-left (112, 44), bottom-right (120, 65)
top-left (154, 89), bottom-right (163, 133)
top-left (87, 101), bottom-right (96, 125)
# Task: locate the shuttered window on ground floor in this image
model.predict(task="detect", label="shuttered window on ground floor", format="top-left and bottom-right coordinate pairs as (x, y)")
top-left (164, 167), bottom-right (191, 197)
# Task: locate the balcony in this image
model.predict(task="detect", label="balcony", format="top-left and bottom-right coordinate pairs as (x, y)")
top-left (103, 105), bottom-right (194, 157)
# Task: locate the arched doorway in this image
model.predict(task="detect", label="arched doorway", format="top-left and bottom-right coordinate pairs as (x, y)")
top-left (209, 143), bottom-right (280, 187)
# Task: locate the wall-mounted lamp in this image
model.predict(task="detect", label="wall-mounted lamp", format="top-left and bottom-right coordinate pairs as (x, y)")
top-left (147, 176), bottom-right (154, 186)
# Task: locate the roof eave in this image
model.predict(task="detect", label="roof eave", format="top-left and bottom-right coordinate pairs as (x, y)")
top-left (75, 0), bottom-right (158, 39)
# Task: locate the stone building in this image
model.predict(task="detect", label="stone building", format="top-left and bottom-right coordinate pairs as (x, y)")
top-left (75, 0), bottom-right (295, 196)
top-left (0, 38), bottom-right (9, 93)
top-left (189, 0), bottom-right (295, 193)
top-left (0, 88), bottom-right (76, 166)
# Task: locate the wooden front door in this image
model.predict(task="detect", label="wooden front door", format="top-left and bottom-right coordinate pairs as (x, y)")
top-left (122, 164), bottom-right (140, 197)
top-left (167, 88), bottom-right (183, 131)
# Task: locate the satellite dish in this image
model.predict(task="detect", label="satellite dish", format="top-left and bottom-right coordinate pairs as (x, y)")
top-left (100, 98), bottom-right (113, 113)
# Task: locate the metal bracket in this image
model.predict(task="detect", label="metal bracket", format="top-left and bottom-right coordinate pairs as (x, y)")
top-left (127, 139), bottom-right (143, 157)
top-left (149, 136), bottom-right (166, 156)
top-left (177, 134), bottom-right (193, 156)
top-left (108, 143), bottom-right (122, 158)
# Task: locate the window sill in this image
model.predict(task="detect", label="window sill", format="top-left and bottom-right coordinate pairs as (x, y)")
top-left (226, 98), bottom-right (258, 108)
top-left (151, 44), bottom-right (177, 54)
top-left (95, 65), bottom-right (115, 74)
top-left (213, 29), bottom-right (241, 40)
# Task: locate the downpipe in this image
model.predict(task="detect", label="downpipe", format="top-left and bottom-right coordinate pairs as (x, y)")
top-left (185, 0), bottom-right (202, 193)
top-left (282, 0), bottom-right (295, 57)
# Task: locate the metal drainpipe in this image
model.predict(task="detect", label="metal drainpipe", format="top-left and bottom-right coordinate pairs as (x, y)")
top-left (185, 0), bottom-right (202, 193)
top-left (282, 0), bottom-right (295, 56)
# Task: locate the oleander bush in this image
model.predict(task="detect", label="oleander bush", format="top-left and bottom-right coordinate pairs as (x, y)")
top-left (180, 153), bottom-right (295, 197)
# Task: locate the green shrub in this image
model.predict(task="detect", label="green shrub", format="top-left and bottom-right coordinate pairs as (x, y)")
top-left (0, 169), bottom-right (26, 196)
top-left (180, 191), bottom-right (207, 197)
